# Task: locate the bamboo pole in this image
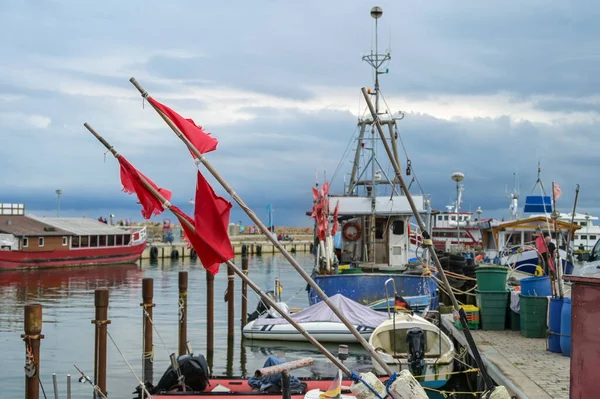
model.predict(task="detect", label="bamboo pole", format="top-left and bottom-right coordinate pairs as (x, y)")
top-left (359, 87), bottom-right (496, 390)
top-left (22, 304), bottom-right (44, 399)
top-left (127, 79), bottom-right (395, 375)
top-left (141, 278), bottom-right (154, 383)
top-left (82, 123), bottom-right (352, 376)
top-left (178, 271), bottom-right (188, 357)
top-left (92, 289), bottom-right (110, 398)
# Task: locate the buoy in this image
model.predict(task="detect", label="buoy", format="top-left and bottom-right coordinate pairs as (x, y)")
top-left (190, 249), bottom-right (197, 261)
top-left (171, 249), bottom-right (179, 260)
top-left (256, 245), bottom-right (262, 256)
top-left (387, 370), bottom-right (428, 398)
top-left (349, 372), bottom-right (386, 399)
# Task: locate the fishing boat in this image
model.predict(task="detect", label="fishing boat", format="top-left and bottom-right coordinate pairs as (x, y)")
top-left (242, 294), bottom-right (388, 343)
top-left (306, 4), bottom-right (438, 311)
top-left (0, 203), bottom-right (147, 270)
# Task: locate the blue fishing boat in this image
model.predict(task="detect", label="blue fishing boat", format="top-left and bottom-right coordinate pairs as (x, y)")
top-left (307, 8), bottom-right (438, 310)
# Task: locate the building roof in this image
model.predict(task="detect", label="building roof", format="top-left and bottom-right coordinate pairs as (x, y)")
top-left (32, 217), bottom-right (134, 236)
top-left (0, 215), bottom-right (73, 236)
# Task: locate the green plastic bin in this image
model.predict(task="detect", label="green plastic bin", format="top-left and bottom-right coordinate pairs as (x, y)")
top-left (476, 290), bottom-right (509, 331)
top-left (510, 310), bottom-right (520, 331)
top-left (475, 266), bottom-right (509, 292)
top-left (520, 295), bottom-right (549, 338)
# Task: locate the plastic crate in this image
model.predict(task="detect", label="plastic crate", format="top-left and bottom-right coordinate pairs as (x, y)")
top-left (453, 304), bottom-right (480, 330)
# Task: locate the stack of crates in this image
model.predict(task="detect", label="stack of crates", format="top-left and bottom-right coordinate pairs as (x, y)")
top-left (453, 304), bottom-right (480, 330)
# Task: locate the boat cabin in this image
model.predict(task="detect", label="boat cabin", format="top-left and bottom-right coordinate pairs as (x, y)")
top-left (0, 215), bottom-right (73, 251)
top-left (331, 194), bottom-right (426, 271)
top-left (478, 216), bottom-right (580, 258)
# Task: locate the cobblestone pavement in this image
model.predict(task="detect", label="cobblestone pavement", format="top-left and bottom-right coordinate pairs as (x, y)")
top-left (442, 315), bottom-right (570, 398)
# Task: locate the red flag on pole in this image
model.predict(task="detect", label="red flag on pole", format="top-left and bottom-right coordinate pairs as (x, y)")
top-left (553, 183), bottom-right (563, 201)
top-left (118, 156), bottom-right (172, 219)
top-left (172, 171), bottom-right (234, 275)
top-left (331, 201), bottom-right (340, 236)
top-left (147, 97), bottom-right (218, 157)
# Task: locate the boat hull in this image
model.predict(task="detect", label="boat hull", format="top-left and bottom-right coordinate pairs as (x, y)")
top-left (372, 358), bottom-right (453, 389)
top-left (242, 320), bottom-right (373, 343)
top-left (308, 273), bottom-right (439, 309)
top-left (0, 242), bottom-right (147, 270)
top-left (501, 249), bottom-right (574, 275)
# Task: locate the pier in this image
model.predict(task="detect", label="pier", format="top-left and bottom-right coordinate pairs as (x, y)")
top-left (140, 236), bottom-right (313, 260)
top-left (441, 314), bottom-right (569, 398)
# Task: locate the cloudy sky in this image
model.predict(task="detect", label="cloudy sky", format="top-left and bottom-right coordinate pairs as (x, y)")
top-left (2, 0), bottom-right (599, 227)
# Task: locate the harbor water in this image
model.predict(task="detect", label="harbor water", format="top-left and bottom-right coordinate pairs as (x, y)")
top-left (0, 253), bottom-right (473, 398)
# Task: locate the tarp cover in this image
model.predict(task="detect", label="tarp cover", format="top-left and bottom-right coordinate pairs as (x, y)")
top-left (253, 293), bottom-right (389, 327)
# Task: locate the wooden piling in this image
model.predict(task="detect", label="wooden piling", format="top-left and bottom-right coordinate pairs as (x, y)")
top-left (227, 264), bottom-right (235, 338)
top-left (141, 278), bottom-right (154, 383)
top-left (206, 270), bottom-right (214, 372)
top-left (22, 304), bottom-right (44, 399)
top-left (92, 289), bottom-right (110, 398)
top-left (241, 256), bottom-right (249, 328)
top-left (178, 271), bottom-right (188, 357)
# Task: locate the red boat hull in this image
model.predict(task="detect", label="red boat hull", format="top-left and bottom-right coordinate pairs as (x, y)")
top-left (0, 242), bottom-right (147, 270)
top-left (148, 376), bottom-right (382, 398)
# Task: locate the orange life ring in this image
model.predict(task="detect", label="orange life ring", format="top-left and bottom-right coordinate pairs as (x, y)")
top-left (342, 221), bottom-right (361, 241)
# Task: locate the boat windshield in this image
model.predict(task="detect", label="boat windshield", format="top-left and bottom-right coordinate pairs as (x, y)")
top-left (371, 328), bottom-right (446, 357)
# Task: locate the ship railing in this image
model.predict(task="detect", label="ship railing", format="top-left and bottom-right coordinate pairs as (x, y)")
top-left (130, 226), bottom-right (147, 245)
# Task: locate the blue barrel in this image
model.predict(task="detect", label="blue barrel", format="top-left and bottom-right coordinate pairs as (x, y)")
top-left (548, 297), bottom-right (563, 353)
top-left (560, 297), bottom-right (572, 357)
top-left (520, 276), bottom-right (552, 296)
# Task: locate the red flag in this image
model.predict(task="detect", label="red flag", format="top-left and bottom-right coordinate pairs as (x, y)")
top-left (331, 201), bottom-right (340, 236)
top-left (118, 156), bottom-right (172, 219)
top-left (147, 97), bottom-right (218, 158)
top-left (172, 172), bottom-right (234, 275)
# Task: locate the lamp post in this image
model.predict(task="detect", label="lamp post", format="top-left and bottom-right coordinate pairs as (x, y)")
top-left (585, 213), bottom-right (590, 250)
top-left (55, 189), bottom-right (63, 217)
top-left (451, 172), bottom-right (464, 251)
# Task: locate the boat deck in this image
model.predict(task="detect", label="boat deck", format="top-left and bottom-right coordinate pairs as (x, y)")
top-left (441, 315), bottom-right (569, 399)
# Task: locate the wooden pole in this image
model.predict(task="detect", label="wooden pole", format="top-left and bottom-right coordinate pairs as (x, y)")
top-left (178, 271), bottom-right (188, 357)
top-left (359, 87), bottom-right (496, 389)
top-left (125, 80), bottom-right (396, 375)
top-left (206, 270), bottom-right (214, 371)
top-left (82, 123), bottom-right (351, 376)
top-left (141, 278), bottom-right (154, 383)
top-left (92, 289), bottom-right (110, 398)
top-left (241, 256), bottom-right (249, 327)
top-left (227, 264), bottom-right (235, 339)
top-left (22, 304), bottom-right (44, 399)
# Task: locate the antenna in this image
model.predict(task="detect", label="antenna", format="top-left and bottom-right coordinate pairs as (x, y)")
top-left (363, 6), bottom-right (391, 115)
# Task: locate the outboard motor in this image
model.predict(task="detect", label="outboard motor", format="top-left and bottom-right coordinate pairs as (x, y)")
top-left (136, 353), bottom-right (209, 397)
top-left (406, 327), bottom-right (426, 377)
top-left (247, 291), bottom-right (276, 322)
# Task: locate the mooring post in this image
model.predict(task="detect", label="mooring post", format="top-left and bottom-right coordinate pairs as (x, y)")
top-left (22, 304), bottom-right (43, 399)
top-left (241, 256), bottom-right (249, 327)
top-left (141, 278), bottom-right (154, 383)
top-left (178, 271), bottom-right (188, 357)
top-left (206, 270), bottom-right (214, 372)
top-left (281, 371), bottom-right (291, 399)
top-left (92, 288), bottom-right (110, 398)
top-left (227, 263), bottom-right (235, 338)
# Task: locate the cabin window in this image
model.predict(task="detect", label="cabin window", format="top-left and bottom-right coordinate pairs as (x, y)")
top-left (392, 220), bottom-right (405, 235)
top-left (590, 235), bottom-right (597, 240)
top-left (124, 234), bottom-right (131, 245)
top-left (581, 235), bottom-right (587, 240)
top-left (580, 222), bottom-right (587, 227)
top-left (90, 236), bottom-right (98, 247)
top-left (99, 235), bottom-right (107, 246)
top-left (437, 215), bottom-right (443, 221)
top-left (23, 237), bottom-right (28, 248)
top-left (444, 215), bottom-right (449, 221)
top-left (62, 236), bottom-right (67, 246)
top-left (38, 237), bottom-right (44, 247)
top-left (116, 235), bottom-right (123, 245)
top-left (108, 235), bottom-right (115, 246)
top-left (451, 216), bottom-right (456, 221)
top-left (81, 236), bottom-right (89, 247)
top-left (72, 236), bottom-right (79, 248)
